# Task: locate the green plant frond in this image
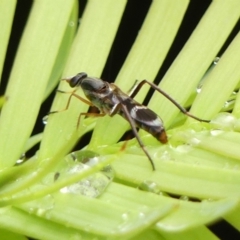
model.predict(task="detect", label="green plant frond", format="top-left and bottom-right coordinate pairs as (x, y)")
top-left (0, 0), bottom-right (77, 167)
top-left (0, 207), bottom-right (98, 240)
top-left (224, 204), bottom-right (240, 231)
top-left (0, 96), bottom-right (7, 109)
top-left (159, 226), bottom-right (219, 240)
top-left (38, 0), bottom-right (127, 160)
top-left (24, 133), bottom-right (43, 153)
top-left (149, 0), bottom-right (240, 128)
top-left (0, 0), bottom-right (16, 79)
top-left (43, 3), bottom-right (78, 100)
top-left (191, 32), bottom-right (240, 119)
top-left (18, 191), bottom-right (173, 239)
top-left (0, 227), bottom-right (27, 240)
top-left (0, 0), bottom-right (240, 239)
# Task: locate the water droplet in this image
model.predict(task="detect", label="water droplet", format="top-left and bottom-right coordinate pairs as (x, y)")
top-left (139, 180), bottom-right (161, 194)
top-left (211, 113), bottom-right (236, 131)
top-left (189, 137), bottom-right (201, 146)
top-left (26, 194), bottom-right (54, 217)
top-left (15, 153), bottom-right (26, 165)
top-left (206, 198), bottom-right (214, 202)
top-left (60, 171), bottom-right (111, 197)
top-left (179, 195), bottom-right (189, 201)
top-left (223, 99), bottom-right (235, 111)
top-left (213, 57), bottom-right (220, 65)
top-left (175, 145), bottom-right (191, 153)
top-left (197, 57), bottom-right (220, 93)
top-left (42, 115), bottom-right (48, 125)
top-left (36, 208), bottom-right (47, 216)
top-left (196, 86), bottom-right (202, 93)
top-left (121, 212), bottom-right (129, 221)
top-left (159, 150), bottom-right (172, 161)
top-left (69, 21), bottom-right (75, 27)
top-left (60, 150), bottom-right (114, 198)
top-left (210, 130), bottom-right (223, 136)
top-left (138, 212), bottom-right (146, 219)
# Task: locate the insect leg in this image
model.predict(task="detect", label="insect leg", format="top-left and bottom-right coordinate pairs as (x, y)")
top-left (48, 90), bottom-right (93, 115)
top-left (57, 90), bottom-right (93, 107)
top-left (129, 80), bottom-right (210, 123)
top-left (127, 80), bottom-right (139, 96)
top-left (76, 112), bottom-right (105, 129)
top-left (120, 103), bottom-right (155, 170)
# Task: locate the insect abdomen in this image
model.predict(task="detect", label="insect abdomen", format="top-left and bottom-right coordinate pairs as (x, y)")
top-left (138, 117), bottom-right (168, 144)
top-left (151, 126), bottom-right (168, 143)
top-left (121, 99), bottom-right (168, 144)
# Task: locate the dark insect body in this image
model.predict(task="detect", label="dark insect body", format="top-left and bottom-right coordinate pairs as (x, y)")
top-left (52, 72), bottom-right (209, 170)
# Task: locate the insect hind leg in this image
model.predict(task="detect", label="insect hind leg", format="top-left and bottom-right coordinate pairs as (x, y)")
top-left (129, 80), bottom-right (210, 123)
top-left (120, 103), bottom-right (155, 170)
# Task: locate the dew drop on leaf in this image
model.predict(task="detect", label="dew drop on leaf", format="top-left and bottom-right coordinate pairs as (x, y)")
top-left (138, 180), bottom-right (161, 194)
top-left (60, 150), bottom-right (114, 198)
top-left (42, 115), bottom-right (48, 125)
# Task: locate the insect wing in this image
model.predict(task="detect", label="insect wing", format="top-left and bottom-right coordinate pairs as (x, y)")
top-left (130, 102), bottom-right (161, 129)
top-left (120, 98), bottom-right (167, 143)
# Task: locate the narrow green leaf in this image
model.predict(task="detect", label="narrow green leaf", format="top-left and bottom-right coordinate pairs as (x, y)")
top-left (191, 32), bottom-right (240, 119)
top-left (18, 183), bottom-right (174, 239)
top-left (0, 0), bottom-right (77, 167)
top-left (0, 0), bottom-right (16, 78)
top-left (112, 151), bottom-right (240, 199)
top-left (0, 228), bottom-right (27, 240)
top-left (159, 226), bottom-right (219, 240)
top-left (224, 205), bottom-right (240, 231)
top-left (102, 182), bottom-right (238, 231)
top-left (149, 0), bottom-right (240, 127)
top-left (39, 0), bottom-right (127, 160)
top-left (0, 207), bottom-right (98, 240)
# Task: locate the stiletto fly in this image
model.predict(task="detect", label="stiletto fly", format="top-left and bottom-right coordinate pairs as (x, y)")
top-left (51, 72), bottom-right (210, 170)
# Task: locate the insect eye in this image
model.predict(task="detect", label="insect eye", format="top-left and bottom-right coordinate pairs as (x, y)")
top-left (69, 76), bottom-right (80, 87)
top-left (96, 83), bottom-right (107, 92)
top-left (100, 84), bottom-right (107, 90)
top-left (67, 72), bottom-right (88, 88)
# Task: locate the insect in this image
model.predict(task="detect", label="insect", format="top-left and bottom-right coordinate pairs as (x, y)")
top-left (51, 72), bottom-right (210, 170)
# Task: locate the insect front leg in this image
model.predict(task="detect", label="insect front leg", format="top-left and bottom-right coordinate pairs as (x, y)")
top-left (120, 103), bottom-right (155, 171)
top-left (48, 89), bottom-right (93, 115)
top-left (129, 80), bottom-right (210, 123)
